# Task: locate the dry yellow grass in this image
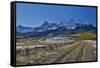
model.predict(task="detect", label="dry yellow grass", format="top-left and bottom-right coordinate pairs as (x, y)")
top-left (71, 33), bottom-right (96, 40)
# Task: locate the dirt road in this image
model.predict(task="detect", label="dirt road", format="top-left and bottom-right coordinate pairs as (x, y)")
top-left (39, 41), bottom-right (96, 64)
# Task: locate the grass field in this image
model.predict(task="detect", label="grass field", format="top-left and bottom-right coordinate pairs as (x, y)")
top-left (16, 37), bottom-right (97, 65)
top-left (71, 33), bottom-right (96, 40)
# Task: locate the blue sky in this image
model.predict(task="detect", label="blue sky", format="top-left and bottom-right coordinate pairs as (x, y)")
top-left (16, 3), bottom-right (96, 27)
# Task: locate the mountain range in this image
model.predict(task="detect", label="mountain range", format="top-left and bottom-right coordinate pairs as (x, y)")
top-left (16, 19), bottom-right (96, 38)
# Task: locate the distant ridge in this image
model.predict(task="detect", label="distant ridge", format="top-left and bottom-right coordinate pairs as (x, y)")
top-left (16, 19), bottom-right (96, 38)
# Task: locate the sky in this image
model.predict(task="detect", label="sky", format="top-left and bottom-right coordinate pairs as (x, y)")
top-left (16, 3), bottom-right (97, 27)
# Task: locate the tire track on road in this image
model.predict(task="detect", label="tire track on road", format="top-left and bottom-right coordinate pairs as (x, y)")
top-left (54, 44), bottom-right (84, 63)
top-left (39, 44), bottom-right (79, 64)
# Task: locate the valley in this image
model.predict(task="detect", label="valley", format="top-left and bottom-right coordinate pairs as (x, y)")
top-left (16, 34), bottom-right (97, 65)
